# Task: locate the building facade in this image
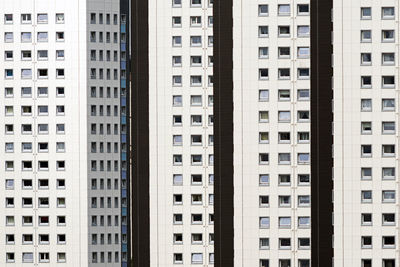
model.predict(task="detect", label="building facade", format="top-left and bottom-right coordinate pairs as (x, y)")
top-left (333, 1), bottom-right (399, 267)
top-left (0, 0), bottom-right (129, 266)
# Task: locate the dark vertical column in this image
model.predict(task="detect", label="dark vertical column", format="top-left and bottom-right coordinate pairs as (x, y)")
top-left (131, 0), bottom-right (150, 266)
top-left (311, 0), bottom-right (333, 266)
top-left (120, 0), bottom-right (130, 266)
top-left (214, 0), bottom-right (234, 266)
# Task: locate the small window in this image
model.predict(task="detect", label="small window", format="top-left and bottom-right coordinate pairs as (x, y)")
top-left (259, 5), bottom-right (269, 16)
top-left (259, 196), bottom-right (269, 207)
top-left (382, 30), bottom-right (395, 42)
top-left (37, 13), bottom-right (48, 23)
top-left (190, 36), bottom-right (202, 46)
top-left (191, 56), bottom-right (202, 66)
top-left (191, 0), bottom-right (202, 7)
top-left (298, 89), bottom-right (310, 100)
top-left (298, 111), bottom-right (310, 122)
top-left (190, 16), bottom-right (202, 27)
top-left (298, 195), bottom-right (311, 206)
top-left (298, 4), bottom-right (309, 15)
top-left (299, 217), bottom-right (311, 228)
top-left (21, 32), bottom-right (32, 42)
top-left (382, 76), bottom-right (395, 88)
top-left (382, 53), bottom-right (395, 65)
top-left (172, 36), bottom-right (182, 46)
top-left (259, 153), bottom-right (269, 165)
top-left (5, 69), bottom-right (14, 79)
top-left (191, 76), bottom-right (202, 86)
top-left (37, 32), bottom-right (48, 42)
top-left (298, 174), bottom-right (310, 185)
top-left (278, 47), bottom-right (290, 58)
top-left (172, 56), bottom-right (182, 67)
top-left (259, 174), bottom-right (269, 186)
top-left (259, 132), bottom-right (269, 144)
top-left (361, 236), bottom-right (372, 249)
top-left (259, 217), bottom-right (270, 228)
top-left (172, 16), bottom-right (181, 27)
top-left (361, 7), bottom-right (372, 19)
top-left (279, 238), bottom-right (291, 249)
top-left (259, 111), bottom-right (269, 122)
top-left (259, 90), bottom-right (269, 101)
top-left (173, 75), bottom-right (182, 86)
top-left (382, 99), bottom-right (395, 111)
top-left (382, 168), bottom-right (395, 180)
top-left (259, 68), bottom-right (269, 80)
top-left (361, 30), bottom-right (372, 42)
top-left (278, 69), bottom-right (290, 79)
top-left (174, 254), bottom-right (183, 264)
top-left (278, 4), bottom-right (290, 16)
top-left (259, 47), bottom-right (269, 58)
top-left (382, 213), bottom-right (395, 226)
top-left (297, 26), bottom-right (310, 37)
top-left (298, 47), bottom-right (310, 58)
top-left (278, 111), bottom-right (291, 122)
top-left (278, 153), bottom-right (291, 165)
top-left (279, 196), bottom-right (291, 207)
top-left (361, 213), bottom-right (372, 225)
top-left (37, 50), bottom-right (48, 60)
top-left (361, 76), bottom-right (372, 88)
top-left (278, 90), bottom-right (290, 100)
top-left (361, 53), bottom-right (371, 65)
top-left (299, 238), bottom-right (311, 249)
top-left (382, 7), bottom-right (395, 19)
top-left (298, 153), bottom-right (310, 164)
top-left (298, 68), bottom-right (310, 79)
top-left (361, 122), bottom-right (372, 134)
top-left (278, 26), bottom-right (290, 37)
top-left (382, 236), bottom-right (395, 248)
top-left (361, 99), bottom-right (372, 111)
top-left (4, 14), bottom-right (13, 24)
top-left (382, 144), bottom-right (395, 157)
top-left (56, 32), bottom-right (65, 41)
top-left (361, 168), bottom-right (372, 180)
top-left (259, 26), bottom-right (269, 37)
top-left (361, 191), bottom-right (372, 203)
top-left (4, 32), bottom-right (13, 43)
top-left (361, 145), bottom-right (372, 157)
top-left (21, 14), bottom-right (32, 23)
top-left (56, 13), bottom-right (65, 23)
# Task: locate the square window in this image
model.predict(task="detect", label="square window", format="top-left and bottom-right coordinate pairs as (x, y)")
top-left (361, 7), bottom-right (372, 19)
top-left (361, 99), bottom-right (372, 111)
top-left (259, 47), bottom-right (269, 58)
top-left (382, 30), bottom-right (395, 42)
top-left (382, 7), bottom-right (395, 19)
top-left (259, 5), bottom-right (269, 16)
top-left (361, 122), bottom-right (372, 134)
top-left (361, 76), bottom-right (372, 88)
top-left (361, 53), bottom-right (371, 65)
top-left (361, 190), bottom-right (372, 203)
top-left (361, 30), bottom-right (372, 42)
top-left (259, 26), bottom-right (269, 37)
top-left (278, 4), bottom-right (290, 16)
top-left (259, 174), bottom-right (269, 186)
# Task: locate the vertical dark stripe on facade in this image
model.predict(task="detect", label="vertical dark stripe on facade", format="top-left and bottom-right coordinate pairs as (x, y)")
top-left (311, 0), bottom-right (333, 266)
top-left (214, 0), bottom-right (234, 266)
top-left (131, 0), bottom-right (150, 266)
top-left (120, 0), bottom-right (130, 266)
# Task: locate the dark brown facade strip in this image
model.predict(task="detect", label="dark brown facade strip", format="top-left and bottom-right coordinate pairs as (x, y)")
top-left (214, 0), bottom-right (234, 266)
top-left (131, 0), bottom-right (150, 266)
top-left (311, 0), bottom-right (333, 266)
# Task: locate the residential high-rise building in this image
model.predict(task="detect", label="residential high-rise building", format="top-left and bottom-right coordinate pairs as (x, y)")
top-left (132, 0), bottom-right (330, 267)
top-left (333, 1), bottom-right (399, 267)
top-left (137, 0), bottom-right (215, 265)
top-left (0, 0), bottom-right (130, 266)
